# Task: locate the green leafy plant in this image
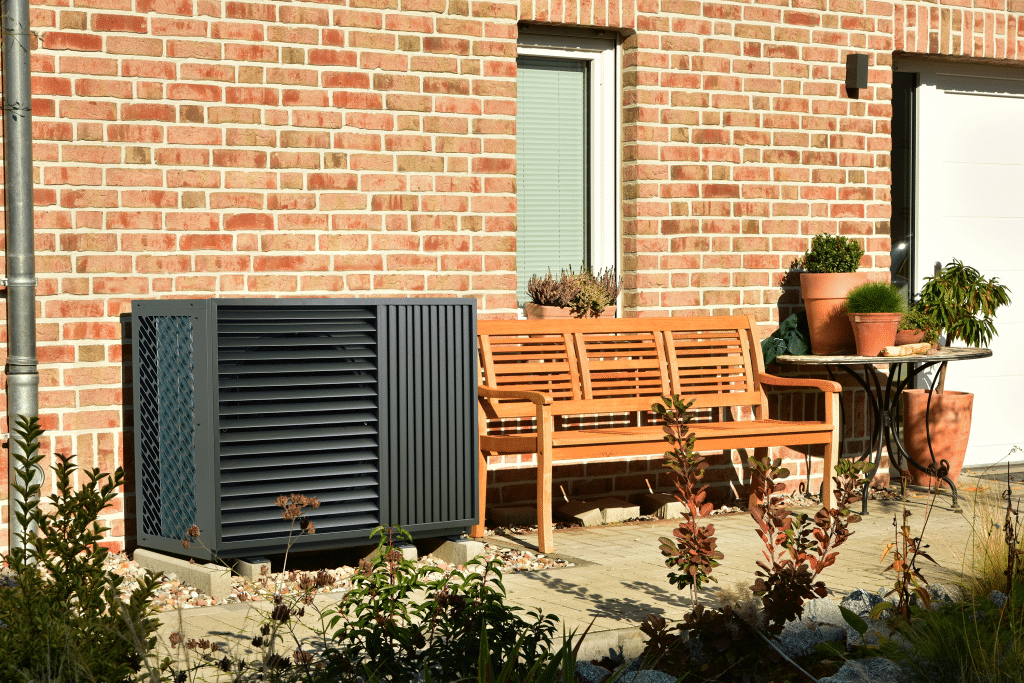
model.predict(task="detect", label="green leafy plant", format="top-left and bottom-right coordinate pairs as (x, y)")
top-left (760, 312), bottom-right (810, 366)
top-left (0, 415), bottom-right (162, 683)
top-left (748, 456), bottom-right (870, 636)
top-left (844, 281), bottom-right (907, 314)
top-left (320, 526), bottom-right (558, 682)
top-left (653, 395), bottom-right (723, 606)
top-left (898, 308), bottom-right (940, 344)
top-left (800, 234), bottom-right (864, 273)
top-left (917, 259), bottom-right (1012, 348)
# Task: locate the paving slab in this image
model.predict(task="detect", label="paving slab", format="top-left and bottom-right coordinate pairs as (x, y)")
top-left (153, 476), bottom-right (1002, 677)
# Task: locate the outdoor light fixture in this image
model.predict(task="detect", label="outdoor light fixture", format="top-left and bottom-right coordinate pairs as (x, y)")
top-left (846, 53), bottom-right (869, 91)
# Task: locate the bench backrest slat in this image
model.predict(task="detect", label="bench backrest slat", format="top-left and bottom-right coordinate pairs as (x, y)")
top-left (478, 316), bottom-right (764, 421)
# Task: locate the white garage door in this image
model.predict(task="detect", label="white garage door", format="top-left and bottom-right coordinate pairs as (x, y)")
top-left (911, 59), bottom-right (1024, 467)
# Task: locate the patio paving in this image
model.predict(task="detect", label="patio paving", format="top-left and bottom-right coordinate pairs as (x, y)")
top-left (153, 471), bottom-right (1011, 669)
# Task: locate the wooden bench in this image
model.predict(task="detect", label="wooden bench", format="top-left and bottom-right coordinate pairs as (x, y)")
top-left (471, 315), bottom-right (841, 553)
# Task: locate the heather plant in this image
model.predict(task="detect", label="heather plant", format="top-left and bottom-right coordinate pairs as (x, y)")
top-left (0, 415), bottom-right (162, 682)
top-left (526, 265), bottom-right (620, 317)
top-left (653, 394), bottom-right (723, 606)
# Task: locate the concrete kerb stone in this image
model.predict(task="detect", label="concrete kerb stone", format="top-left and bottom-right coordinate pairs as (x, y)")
top-left (557, 500), bottom-right (604, 526)
top-left (134, 548), bottom-right (232, 599)
top-left (640, 492), bottom-right (683, 519)
top-left (232, 557), bottom-right (271, 582)
top-left (430, 537), bottom-right (486, 566)
top-left (361, 542), bottom-right (418, 564)
top-left (590, 497), bottom-right (641, 524)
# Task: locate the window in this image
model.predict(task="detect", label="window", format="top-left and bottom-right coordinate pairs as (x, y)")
top-left (515, 31), bottom-right (618, 308)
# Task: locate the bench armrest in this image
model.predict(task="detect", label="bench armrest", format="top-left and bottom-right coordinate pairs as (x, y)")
top-left (758, 373), bottom-right (841, 394)
top-left (478, 385), bottom-right (553, 406)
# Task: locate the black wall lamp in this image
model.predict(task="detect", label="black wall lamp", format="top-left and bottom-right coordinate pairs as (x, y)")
top-left (845, 53), bottom-right (869, 95)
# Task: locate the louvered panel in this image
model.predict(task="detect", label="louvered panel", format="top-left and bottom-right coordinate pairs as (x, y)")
top-left (216, 304), bottom-right (381, 546)
top-left (576, 330), bottom-right (667, 400)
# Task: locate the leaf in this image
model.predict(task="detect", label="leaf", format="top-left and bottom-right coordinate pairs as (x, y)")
top-left (839, 606), bottom-right (869, 636)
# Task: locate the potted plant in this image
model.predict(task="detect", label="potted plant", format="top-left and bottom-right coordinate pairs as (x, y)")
top-left (895, 307), bottom-right (939, 346)
top-left (844, 281), bottom-right (907, 357)
top-left (903, 260), bottom-right (1012, 488)
top-left (799, 234), bottom-right (871, 355)
top-left (525, 266), bottom-right (620, 319)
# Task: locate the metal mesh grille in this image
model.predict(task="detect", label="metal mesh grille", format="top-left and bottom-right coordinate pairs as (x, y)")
top-left (216, 305), bottom-right (380, 544)
top-left (137, 316), bottom-right (161, 536)
top-left (137, 315), bottom-right (197, 540)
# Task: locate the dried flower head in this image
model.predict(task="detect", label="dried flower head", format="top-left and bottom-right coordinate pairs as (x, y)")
top-left (169, 631), bottom-right (182, 647)
top-left (271, 603), bottom-right (291, 623)
top-left (187, 525), bottom-right (201, 539)
top-left (181, 539), bottom-right (190, 550)
top-left (294, 648), bottom-right (313, 665)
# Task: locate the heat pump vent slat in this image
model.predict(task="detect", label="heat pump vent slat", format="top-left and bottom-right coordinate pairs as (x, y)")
top-left (218, 333), bottom-right (376, 348)
top-left (218, 373), bottom-right (376, 390)
top-left (220, 412), bottom-right (376, 431)
top-left (219, 398), bottom-right (377, 416)
top-left (220, 450), bottom-right (377, 472)
top-left (219, 436), bottom-right (378, 458)
top-left (219, 360), bottom-right (376, 375)
top-left (218, 308), bottom-right (375, 321)
top-left (219, 322), bottom-right (377, 335)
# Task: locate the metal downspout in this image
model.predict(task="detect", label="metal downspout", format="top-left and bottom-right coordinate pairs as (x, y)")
top-left (3, 0), bottom-right (39, 551)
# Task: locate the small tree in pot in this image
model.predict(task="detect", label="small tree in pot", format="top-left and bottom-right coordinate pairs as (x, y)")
top-left (904, 259), bottom-right (1012, 487)
top-left (799, 234), bottom-right (870, 355)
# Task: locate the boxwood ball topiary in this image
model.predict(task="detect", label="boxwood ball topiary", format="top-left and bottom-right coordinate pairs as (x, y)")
top-left (801, 234), bottom-right (865, 273)
top-left (845, 281), bottom-right (907, 314)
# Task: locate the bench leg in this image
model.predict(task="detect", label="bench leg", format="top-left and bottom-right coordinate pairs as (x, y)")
top-left (821, 391), bottom-right (840, 510)
top-left (536, 406), bottom-right (554, 554)
top-left (470, 448), bottom-right (487, 539)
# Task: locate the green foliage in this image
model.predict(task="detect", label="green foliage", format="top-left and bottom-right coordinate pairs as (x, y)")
top-left (0, 416), bottom-right (161, 683)
top-left (917, 259), bottom-right (1012, 347)
top-left (526, 265), bottom-right (620, 317)
top-left (653, 396), bottom-right (723, 606)
top-left (898, 308), bottom-right (940, 343)
top-left (760, 312), bottom-right (810, 366)
top-left (800, 234), bottom-right (864, 273)
top-left (878, 591), bottom-right (1024, 683)
top-left (844, 281), bottom-right (907, 314)
top-left (320, 526), bottom-right (558, 682)
top-left (748, 457), bottom-right (870, 636)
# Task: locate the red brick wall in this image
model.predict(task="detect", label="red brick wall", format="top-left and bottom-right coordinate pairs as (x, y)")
top-left (1, 0), bottom-right (1020, 550)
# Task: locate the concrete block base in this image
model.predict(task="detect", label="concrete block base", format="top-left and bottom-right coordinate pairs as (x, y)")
top-left (557, 500), bottom-right (604, 526)
top-left (489, 505), bottom-right (537, 527)
top-left (431, 538), bottom-right (485, 566)
top-left (640, 492), bottom-right (684, 519)
top-left (362, 542), bottom-right (418, 565)
top-left (134, 548), bottom-right (232, 598)
top-left (233, 557), bottom-right (271, 582)
top-left (589, 497), bottom-right (641, 524)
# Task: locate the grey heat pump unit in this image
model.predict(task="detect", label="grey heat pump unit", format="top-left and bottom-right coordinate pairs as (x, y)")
top-left (131, 298), bottom-right (477, 559)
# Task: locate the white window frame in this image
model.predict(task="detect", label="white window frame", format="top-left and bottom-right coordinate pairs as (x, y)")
top-left (516, 31), bottom-right (620, 313)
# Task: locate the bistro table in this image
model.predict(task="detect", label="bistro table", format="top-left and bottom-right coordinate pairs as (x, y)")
top-left (776, 347), bottom-right (992, 514)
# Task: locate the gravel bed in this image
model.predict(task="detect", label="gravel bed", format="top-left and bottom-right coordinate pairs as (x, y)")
top-left (109, 541), bottom-right (574, 612)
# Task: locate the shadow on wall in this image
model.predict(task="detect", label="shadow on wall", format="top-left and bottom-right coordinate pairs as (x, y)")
top-left (119, 311), bottom-right (137, 553)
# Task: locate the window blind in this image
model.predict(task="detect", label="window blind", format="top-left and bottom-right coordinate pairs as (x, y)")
top-left (516, 56), bottom-right (589, 306)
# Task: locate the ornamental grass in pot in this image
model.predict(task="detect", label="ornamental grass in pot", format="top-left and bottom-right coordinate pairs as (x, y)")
top-left (903, 260), bottom-right (1012, 488)
top-left (525, 266), bottom-right (620, 319)
top-left (845, 281), bottom-right (906, 357)
top-left (799, 234), bottom-right (871, 355)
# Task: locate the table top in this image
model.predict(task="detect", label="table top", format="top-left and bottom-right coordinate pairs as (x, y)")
top-left (775, 347), bottom-right (992, 366)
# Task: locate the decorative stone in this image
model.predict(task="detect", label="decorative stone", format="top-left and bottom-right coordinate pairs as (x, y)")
top-left (640, 492), bottom-right (683, 519)
top-left (233, 557), bottom-right (271, 582)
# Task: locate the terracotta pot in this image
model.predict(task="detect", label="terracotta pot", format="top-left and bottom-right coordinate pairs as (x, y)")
top-left (902, 389), bottom-right (973, 488)
top-left (848, 312), bottom-right (902, 357)
top-left (800, 272), bottom-right (877, 355)
top-left (895, 329), bottom-right (926, 345)
top-left (524, 303), bottom-right (616, 320)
